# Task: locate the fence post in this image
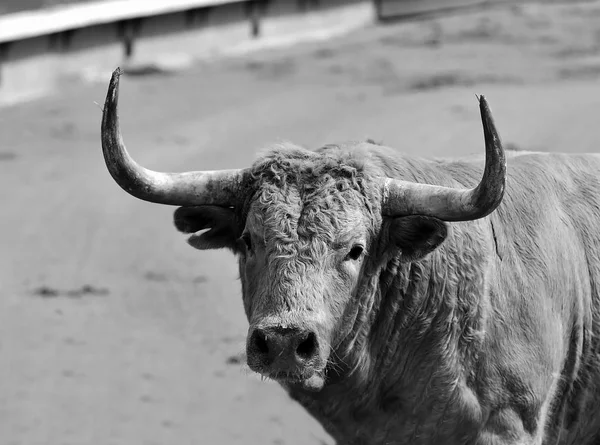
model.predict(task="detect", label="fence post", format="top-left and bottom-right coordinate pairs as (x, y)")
top-left (185, 6), bottom-right (212, 28)
top-left (48, 30), bottom-right (74, 53)
top-left (0, 42), bottom-right (9, 89)
top-left (373, 0), bottom-right (384, 22)
top-left (117, 19), bottom-right (142, 61)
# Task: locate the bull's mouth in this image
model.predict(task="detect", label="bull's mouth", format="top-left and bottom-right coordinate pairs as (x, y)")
top-left (262, 369), bottom-right (326, 392)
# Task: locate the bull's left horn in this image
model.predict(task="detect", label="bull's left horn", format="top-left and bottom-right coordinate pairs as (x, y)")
top-left (381, 95), bottom-right (506, 221)
top-left (101, 67), bottom-right (246, 206)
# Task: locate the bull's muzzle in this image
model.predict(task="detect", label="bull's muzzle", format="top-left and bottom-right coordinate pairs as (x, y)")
top-left (246, 324), bottom-right (326, 391)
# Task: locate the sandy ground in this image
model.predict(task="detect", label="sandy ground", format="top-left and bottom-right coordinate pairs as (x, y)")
top-left (2, 2), bottom-right (600, 444)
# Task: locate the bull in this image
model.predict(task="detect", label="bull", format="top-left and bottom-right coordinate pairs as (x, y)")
top-left (100, 68), bottom-right (600, 445)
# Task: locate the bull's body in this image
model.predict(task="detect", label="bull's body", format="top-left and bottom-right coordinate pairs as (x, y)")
top-left (99, 70), bottom-right (600, 445)
top-left (281, 147), bottom-right (600, 445)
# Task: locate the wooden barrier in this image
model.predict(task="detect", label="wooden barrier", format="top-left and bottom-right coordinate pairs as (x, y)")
top-left (0, 0), bottom-right (373, 106)
top-left (374, 0), bottom-right (519, 22)
top-left (0, 0), bottom-right (250, 44)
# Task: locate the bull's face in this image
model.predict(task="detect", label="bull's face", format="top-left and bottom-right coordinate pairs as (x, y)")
top-left (173, 155), bottom-right (450, 391)
top-left (100, 69), bottom-right (505, 392)
top-left (238, 170), bottom-right (375, 391)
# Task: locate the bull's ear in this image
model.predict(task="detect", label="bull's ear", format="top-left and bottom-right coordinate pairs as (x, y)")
top-left (174, 206), bottom-right (240, 252)
top-left (389, 216), bottom-right (447, 261)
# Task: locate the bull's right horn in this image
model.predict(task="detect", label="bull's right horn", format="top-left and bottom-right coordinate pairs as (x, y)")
top-left (101, 67), bottom-right (246, 207)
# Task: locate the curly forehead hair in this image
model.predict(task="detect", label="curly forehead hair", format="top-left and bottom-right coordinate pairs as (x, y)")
top-left (250, 142), bottom-right (385, 192)
top-left (246, 143), bottom-right (383, 257)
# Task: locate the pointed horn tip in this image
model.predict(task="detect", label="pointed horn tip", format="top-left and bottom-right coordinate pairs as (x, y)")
top-left (102, 67), bottom-right (123, 124)
top-left (478, 94), bottom-right (490, 112)
top-left (107, 67), bottom-right (122, 100)
top-left (111, 67), bottom-right (123, 81)
top-left (477, 95), bottom-right (498, 131)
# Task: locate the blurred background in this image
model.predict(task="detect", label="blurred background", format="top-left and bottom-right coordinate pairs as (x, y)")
top-left (1, 0), bottom-right (600, 444)
top-left (0, 0), bottom-right (95, 15)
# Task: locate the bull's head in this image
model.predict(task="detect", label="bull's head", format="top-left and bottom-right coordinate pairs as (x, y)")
top-left (101, 68), bottom-right (506, 391)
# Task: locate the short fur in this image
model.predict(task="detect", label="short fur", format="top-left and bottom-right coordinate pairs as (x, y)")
top-left (174, 141), bottom-right (600, 445)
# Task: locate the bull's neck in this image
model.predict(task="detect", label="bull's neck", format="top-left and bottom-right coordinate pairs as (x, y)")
top-left (285, 228), bottom-right (491, 445)
top-left (335, 229), bottom-right (490, 404)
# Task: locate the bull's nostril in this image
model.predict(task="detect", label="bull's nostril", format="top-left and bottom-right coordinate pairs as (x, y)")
top-left (252, 330), bottom-right (269, 355)
top-left (296, 332), bottom-right (317, 359)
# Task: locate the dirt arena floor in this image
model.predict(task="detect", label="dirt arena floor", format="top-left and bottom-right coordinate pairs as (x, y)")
top-left (2, 2), bottom-right (600, 444)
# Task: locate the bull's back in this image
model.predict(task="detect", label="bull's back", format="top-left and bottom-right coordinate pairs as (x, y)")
top-left (492, 152), bottom-right (600, 444)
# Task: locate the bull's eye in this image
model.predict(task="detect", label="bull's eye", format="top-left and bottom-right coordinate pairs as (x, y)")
top-left (346, 244), bottom-right (364, 261)
top-left (239, 233), bottom-right (253, 254)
